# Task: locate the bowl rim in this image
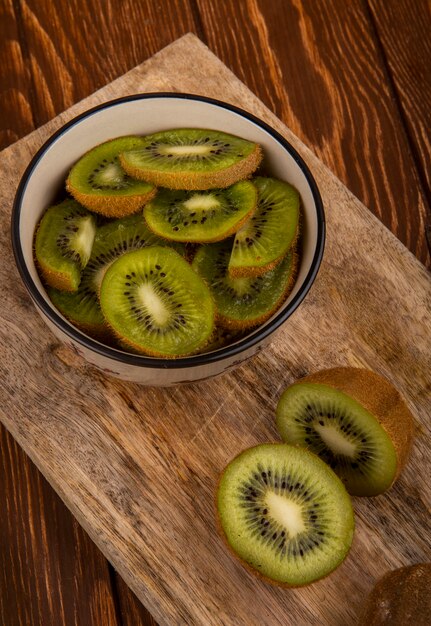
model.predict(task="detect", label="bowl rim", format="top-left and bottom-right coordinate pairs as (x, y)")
top-left (11, 92), bottom-right (325, 369)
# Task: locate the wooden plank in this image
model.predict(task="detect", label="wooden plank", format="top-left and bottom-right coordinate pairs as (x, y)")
top-left (115, 576), bottom-right (158, 626)
top-left (0, 0), bottom-right (34, 149)
top-left (0, 34), bottom-right (430, 626)
top-left (367, 0), bottom-right (431, 246)
top-left (0, 2), bottom-right (131, 624)
top-left (0, 424), bottom-right (121, 626)
top-left (195, 0), bottom-right (430, 265)
top-left (16, 0), bottom-right (197, 127)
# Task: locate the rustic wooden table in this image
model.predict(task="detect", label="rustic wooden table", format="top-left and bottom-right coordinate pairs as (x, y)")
top-left (1, 1), bottom-right (430, 625)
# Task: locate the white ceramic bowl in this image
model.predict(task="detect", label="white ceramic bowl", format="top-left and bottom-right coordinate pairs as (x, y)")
top-left (12, 94), bottom-right (325, 385)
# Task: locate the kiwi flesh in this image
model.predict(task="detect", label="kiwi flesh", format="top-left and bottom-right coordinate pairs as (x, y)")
top-left (276, 368), bottom-right (414, 496)
top-left (66, 137), bottom-right (156, 217)
top-left (192, 239), bottom-right (297, 330)
top-left (360, 563), bottom-right (431, 625)
top-left (48, 214), bottom-right (181, 340)
top-left (143, 181), bottom-right (257, 243)
top-left (217, 443), bottom-right (354, 586)
top-left (99, 246), bottom-right (215, 357)
top-left (228, 177), bottom-right (300, 277)
top-left (35, 199), bottom-right (96, 292)
top-left (119, 128), bottom-right (262, 190)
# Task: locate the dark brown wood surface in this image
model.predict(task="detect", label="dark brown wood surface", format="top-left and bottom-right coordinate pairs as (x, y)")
top-left (0, 1), bottom-right (429, 625)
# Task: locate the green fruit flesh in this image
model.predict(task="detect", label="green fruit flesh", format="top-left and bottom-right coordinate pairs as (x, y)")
top-left (192, 239), bottom-right (296, 329)
top-left (121, 128), bottom-right (258, 177)
top-left (144, 181), bottom-right (257, 242)
top-left (276, 383), bottom-right (398, 496)
top-left (217, 444), bottom-right (354, 586)
top-left (35, 199), bottom-right (96, 291)
top-left (48, 214), bottom-right (182, 336)
top-left (229, 177), bottom-right (300, 276)
top-left (99, 246), bottom-right (215, 356)
top-left (68, 136), bottom-right (155, 197)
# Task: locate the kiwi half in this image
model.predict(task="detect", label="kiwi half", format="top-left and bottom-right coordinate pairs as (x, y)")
top-left (360, 563), bottom-right (431, 625)
top-left (276, 368), bottom-right (414, 496)
top-left (192, 239), bottom-right (297, 330)
top-left (48, 214), bottom-right (181, 340)
top-left (99, 246), bottom-right (215, 357)
top-left (119, 128), bottom-right (262, 190)
top-left (217, 443), bottom-right (354, 587)
top-left (228, 177), bottom-right (300, 277)
top-left (35, 199), bottom-right (96, 292)
top-left (143, 181), bottom-right (257, 243)
top-left (66, 137), bottom-right (156, 217)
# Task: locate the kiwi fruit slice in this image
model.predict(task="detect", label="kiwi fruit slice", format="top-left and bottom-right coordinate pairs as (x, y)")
top-left (99, 246), bottom-right (215, 356)
top-left (360, 563), bottom-right (431, 625)
top-left (276, 368), bottom-right (415, 496)
top-left (192, 239), bottom-right (297, 330)
top-left (48, 214), bottom-right (180, 340)
top-left (35, 199), bottom-right (96, 292)
top-left (197, 325), bottom-right (247, 354)
top-left (66, 137), bottom-right (156, 217)
top-left (228, 177), bottom-right (300, 277)
top-left (217, 443), bottom-right (354, 587)
top-left (119, 128), bottom-right (262, 190)
top-left (143, 181), bottom-right (257, 243)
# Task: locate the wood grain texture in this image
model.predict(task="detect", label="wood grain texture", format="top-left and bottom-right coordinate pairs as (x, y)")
top-left (196, 0), bottom-right (430, 265)
top-left (367, 0), bottom-right (431, 249)
top-left (0, 423), bottom-right (120, 626)
top-left (115, 575), bottom-right (158, 626)
top-left (0, 35), bottom-right (430, 626)
top-left (15, 0), bottom-right (197, 128)
top-left (0, 0), bottom-right (34, 147)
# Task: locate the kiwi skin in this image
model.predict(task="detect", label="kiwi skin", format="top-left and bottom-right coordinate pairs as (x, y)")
top-left (293, 368), bottom-right (414, 489)
top-left (66, 137), bottom-right (157, 218)
top-left (36, 255), bottom-right (77, 292)
top-left (120, 144), bottom-right (263, 191)
top-left (66, 179), bottom-right (156, 218)
top-left (359, 563), bottom-right (431, 625)
top-left (215, 442), bottom-right (354, 588)
top-left (217, 251), bottom-right (299, 331)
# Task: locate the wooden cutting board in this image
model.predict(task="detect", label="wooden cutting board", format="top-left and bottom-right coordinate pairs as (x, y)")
top-left (0, 34), bottom-right (430, 626)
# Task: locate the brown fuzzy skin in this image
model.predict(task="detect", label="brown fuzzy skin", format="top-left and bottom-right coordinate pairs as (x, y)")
top-left (298, 368), bottom-right (415, 482)
top-left (228, 251), bottom-right (284, 279)
top-left (109, 323), bottom-right (215, 358)
top-left (359, 563), bottom-right (431, 625)
top-left (218, 251), bottom-right (299, 331)
top-left (36, 259), bottom-right (78, 292)
top-left (215, 442), bottom-right (353, 588)
top-left (229, 224), bottom-right (300, 279)
top-left (119, 144), bottom-right (262, 190)
top-left (66, 181), bottom-right (157, 218)
top-left (100, 296), bottom-right (216, 358)
top-left (64, 317), bottom-right (112, 344)
top-left (144, 198), bottom-right (257, 244)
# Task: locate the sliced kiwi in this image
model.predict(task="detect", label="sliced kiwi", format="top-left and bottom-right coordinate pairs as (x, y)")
top-left (143, 181), bottom-right (257, 243)
top-left (192, 239), bottom-right (297, 330)
top-left (228, 177), bottom-right (300, 277)
top-left (197, 325), bottom-right (247, 354)
top-left (66, 136), bottom-right (156, 217)
top-left (360, 564), bottom-right (431, 625)
top-left (48, 214), bottom-right (181, 339)
top-left (99, 246), bottom-right (215, 357)
top-left (35, 199), bottom-right (96, 292)
top-left (276, 368), bottom-right (415, 496)
top-left (217, 443), bottom-right (354, 586)
top-left (119, 128), bottom-right (262, 190)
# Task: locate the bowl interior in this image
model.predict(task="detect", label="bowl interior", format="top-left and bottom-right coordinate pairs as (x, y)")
top-left (17, 95), bottom-right (322, 354)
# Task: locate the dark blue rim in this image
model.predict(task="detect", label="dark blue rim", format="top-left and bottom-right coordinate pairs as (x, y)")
top-left (11, 92), bottom-right (325, 369)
